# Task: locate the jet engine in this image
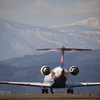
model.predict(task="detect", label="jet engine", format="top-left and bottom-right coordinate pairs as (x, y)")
top-left (41, 65), bottom-right (51, 75)
top-left (69, 66), bottom-right (79, 76)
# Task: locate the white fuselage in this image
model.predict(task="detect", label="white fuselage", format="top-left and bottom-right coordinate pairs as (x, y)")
top-left (44, 67), bottom-right (68, 88)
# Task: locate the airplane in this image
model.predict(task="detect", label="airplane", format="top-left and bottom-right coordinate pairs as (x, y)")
top-left (0, 46), bottom-right (100, 94)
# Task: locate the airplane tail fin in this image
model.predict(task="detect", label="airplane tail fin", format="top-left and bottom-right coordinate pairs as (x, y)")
top-left (37, 46), bottom-right (92, 68)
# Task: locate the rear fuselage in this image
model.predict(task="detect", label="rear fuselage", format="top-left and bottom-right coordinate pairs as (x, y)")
top-left (44, 67), bottom-right (68, 88)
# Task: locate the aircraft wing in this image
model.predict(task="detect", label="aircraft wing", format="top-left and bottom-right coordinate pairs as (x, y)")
top-left (66, 82), bottom-right (100, 88)
top-left (0, 81), bottom-right (53, 87)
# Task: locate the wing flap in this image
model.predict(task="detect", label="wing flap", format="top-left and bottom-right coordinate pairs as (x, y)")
top-left (66, 82), bottom-right (100, 87)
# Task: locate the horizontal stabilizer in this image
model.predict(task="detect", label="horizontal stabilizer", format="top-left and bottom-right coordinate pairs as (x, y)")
top-left (37, 48), bottom-right (92, 51)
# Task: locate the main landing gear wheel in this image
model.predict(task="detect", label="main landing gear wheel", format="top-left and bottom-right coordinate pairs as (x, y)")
top-left (67, 88), bottom-right (74, 94)
top-left (42, 89), bottom-right (48, 94)
top-left (50, 88), bottom-right (54, 94)
top-left (42, 88), bottom-right (54, 94)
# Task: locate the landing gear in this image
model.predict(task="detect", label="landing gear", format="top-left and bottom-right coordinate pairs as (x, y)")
top-left (50, 88), bottom-right (54, 94)
top-left (42, 88), bottom-right (48, 94)
top-left (67, 88), bottom-right (74, 94)
top-left (42, 87), bottom-right (54, 94)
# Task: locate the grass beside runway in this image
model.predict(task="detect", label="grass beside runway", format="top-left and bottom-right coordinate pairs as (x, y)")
top-left (0, 94), bottom-right (100, 100)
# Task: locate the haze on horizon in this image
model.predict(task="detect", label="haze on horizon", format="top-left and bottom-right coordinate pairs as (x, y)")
top-left (0, 0), bottom-right (100, 27)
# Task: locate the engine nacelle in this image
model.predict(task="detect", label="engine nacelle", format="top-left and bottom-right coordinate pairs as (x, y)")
top-left (41, 65), bottom-right (51, 75)
top-left (69, 66), bottom-right (79, 76)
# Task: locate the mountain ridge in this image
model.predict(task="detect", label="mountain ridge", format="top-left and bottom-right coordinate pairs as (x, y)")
top-left (0, 17), bottom-right (100, 60)
top-left (3, 49), bottom-right (100, 67)
top-left (50, 17), bottom-right (100, 29)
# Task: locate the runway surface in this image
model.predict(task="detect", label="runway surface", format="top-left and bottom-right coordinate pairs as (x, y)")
top-left (0, 94), bottom-right (100, 100)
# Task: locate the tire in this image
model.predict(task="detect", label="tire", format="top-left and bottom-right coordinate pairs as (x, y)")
top-left (71, 89), bottom-right (73, 94)
top-left (42, 89), bottom-right (44, 94)
top-left (46, 89), bottom-right (48, 94)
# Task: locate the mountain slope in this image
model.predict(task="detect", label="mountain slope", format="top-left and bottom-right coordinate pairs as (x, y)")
top-left (0, 17), bottom-right (100, 60)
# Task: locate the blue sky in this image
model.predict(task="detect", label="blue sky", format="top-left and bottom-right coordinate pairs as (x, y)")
top-left (0, 0), bottom-right (100, 27)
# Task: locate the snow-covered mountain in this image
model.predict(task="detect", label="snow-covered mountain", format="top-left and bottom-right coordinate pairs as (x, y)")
top-left (0, 17), bottom-right (100, 60)
top-left (50, 17), bottom-right (100, 29)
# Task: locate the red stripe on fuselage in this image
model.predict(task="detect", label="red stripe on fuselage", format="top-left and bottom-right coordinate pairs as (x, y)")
top-left (52, 71), bottom-right (67, 88)
top-left (53, 71), bottom-right (67, 82)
